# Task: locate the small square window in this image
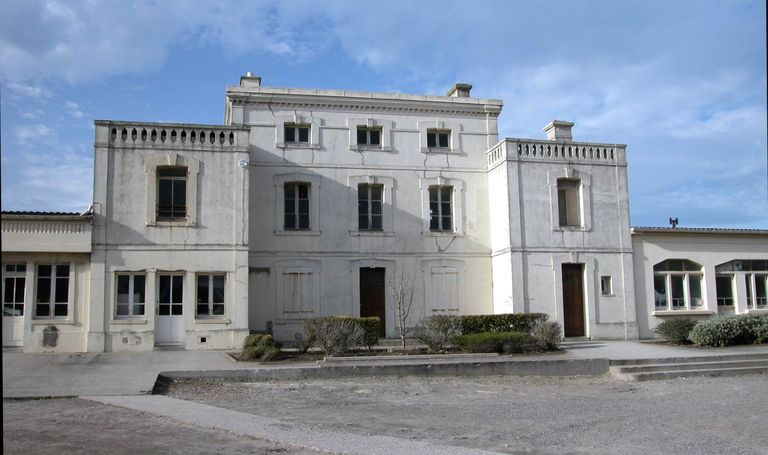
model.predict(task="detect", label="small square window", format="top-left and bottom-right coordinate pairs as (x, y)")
top-left (357, 127), bottom-right (381, 146)
top-left (427, 130), bottom-right (450, 149)
top-left (600, 276), bottom-right (612, 295)
top-left (285, 124), bottom-right (310, 143)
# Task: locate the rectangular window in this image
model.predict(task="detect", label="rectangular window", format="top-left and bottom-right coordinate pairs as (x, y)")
top-left (427, 129), bottom-right (450, 149)
top-left (3, 264), bottom-right (26, 317)
top-left (670, 275), bottom-right (685, 309)
top-left (429, 186), bottom-right (453, 232)
top-left (284, 123), bottom-right (310, 143)
top-left (600, 276), bottom-right (612, 295)
top-left (35, 264), bottom-right (69, 318)
top-left (654, 275), bottom-right (667, 308)
top-left (157, 167), bottom-right (187, 220)
top-left (158, 274), bottom-right (183, 316)
top-left (557, 179), bottom-right (581, 227)
top-left (357, 184), bottom-right (383, 231)
top-left (284, 182), bottom-right (310, 230)
top-left (688, 274), bottom-right (703, 307)
top-left (715, 275), bottom-right (734, 306)
top-left (283, 270), bottom-right (313, 316)
top-left (755, 274), bottom-right (768, 309)
top-left (115, 273), bottom-right (146, 317)
top-left (196, 274), bottom-right (225, 317)
top-left (357, 127), bottom-right (381, 146)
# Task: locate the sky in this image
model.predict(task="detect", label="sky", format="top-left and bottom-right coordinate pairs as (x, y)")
top-left (1, 0), bottom-right (766, 228)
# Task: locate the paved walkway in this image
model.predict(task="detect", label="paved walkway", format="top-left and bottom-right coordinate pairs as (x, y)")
top-left (5, 341), bottom-right (767, 455)
top-left (4, 341), bottom-right (767, 398)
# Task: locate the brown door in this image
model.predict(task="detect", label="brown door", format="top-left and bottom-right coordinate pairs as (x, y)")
top-left (562, 264), bottom-right (585, 337)
top-left (360, 268), bottom-right (386, 337)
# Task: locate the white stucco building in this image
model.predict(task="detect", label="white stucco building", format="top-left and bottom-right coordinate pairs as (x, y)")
top-left (3, 76), bottom-right (767, 352)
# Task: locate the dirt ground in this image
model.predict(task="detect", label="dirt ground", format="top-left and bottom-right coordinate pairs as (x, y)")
top-left (166, 373), bottom-right (768, 455)
top-left (2, 397), bottom-right (320, 455)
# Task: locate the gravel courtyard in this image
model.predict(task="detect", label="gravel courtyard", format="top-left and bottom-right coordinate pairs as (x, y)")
top-left (4, 374), bottom-right (766, 454)
top-left (166, 374), bottom-right (768, 455)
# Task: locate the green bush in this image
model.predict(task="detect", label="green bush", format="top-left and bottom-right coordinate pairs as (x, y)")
top-left (301, 317), bottom-right (365, 356)
top-left (654, 319), bottom-right (697, 344)
top-left (454, 331), bottom-right (537, 354)
top-left (690, 314), bottom-right (768, 347)
top-left (459, 313), bottom-right (548, 335)
top-left (413, 315), bottom-right (462, 353)
top-left (350, 317), bottom-right (380, 350)
top-left (241, 334), bottom-right (281, 361)
top-left (531, 321), bottom-right (562, 350)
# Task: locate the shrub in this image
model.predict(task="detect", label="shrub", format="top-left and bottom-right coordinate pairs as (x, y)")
top-left (459, 313), bottom-right (548, 335)
top-left (531, 321), bottom-right (562, 350)
top-left (690, 314), bottom-right (768, 347)
top-left (412, 315), bottom-right (462, 353)
top-left (301, 317), bottom-right (365, 356)
top-left (241, 334), bottom-right (281, 361)
top-left (654, 319), bottom-right (697, 344)
top-left (352, 317), bottom-right (380, 350)
top-left (454, 331), bottom-right (537, 354)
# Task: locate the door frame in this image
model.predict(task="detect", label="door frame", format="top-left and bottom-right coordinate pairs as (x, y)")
top-left (155, 273), bottom-right (186, 346)
top-left (561, 263), bottom-right (586, 337)
top-left (2, 263), bottom-right (28, 347)
top-left (359, 267), bottom-right (386, 337)
top-left (552, 254), bottom-right (596, 339)
top-left (349, 259), bottom-right (395, 337)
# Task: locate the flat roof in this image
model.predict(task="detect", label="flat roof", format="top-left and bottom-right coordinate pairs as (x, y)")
top-left (632, 226), bottom-right (768, 235)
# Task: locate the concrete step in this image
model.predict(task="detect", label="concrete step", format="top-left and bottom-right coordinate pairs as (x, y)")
top-left (610, 353), bottom-right (768, 381)
top-left (611, 359), bottom-right (768, 374)
top-left (611, 352), bottom-right (768, 366)
top-left (613, 366), bottom-right (768, 382)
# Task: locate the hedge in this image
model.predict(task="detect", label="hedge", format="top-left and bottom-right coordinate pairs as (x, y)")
top-left (241, 334), bottom-right (281, 361)
top-left (459, 313), bottom-right (549, 335)
top-left (454, 331), bottom-right (537, 354)
top-left (690, 313), bottom-right (768, 347)
top-left (654, 319), bottom-right (697, 344)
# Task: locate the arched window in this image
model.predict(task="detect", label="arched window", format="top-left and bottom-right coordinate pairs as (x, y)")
top-left (653, 259), bottom-right (703, 311)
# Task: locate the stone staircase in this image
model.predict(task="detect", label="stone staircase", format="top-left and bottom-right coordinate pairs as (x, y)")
top-left (610, 352), bottom-right (768, 381)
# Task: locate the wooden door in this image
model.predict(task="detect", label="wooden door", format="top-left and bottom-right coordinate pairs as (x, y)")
top-left (360, 268), bottom-right (386, 337)
top-left (562, 264), bottom-right (585, 337)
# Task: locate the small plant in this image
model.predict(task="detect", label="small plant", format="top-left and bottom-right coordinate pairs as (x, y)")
top-left (531, 321), bottom-right (562, 350)
top-left (301, 317), bottom-right (365, 356)
top-left (459, 313), bottom-right (549, 335)
top-left (454, 331), bottom-right (537, 354)
top-left (353, 317), bottom-right (380, 351)
top-left (412, 315), bottom-right (462, 353)
top-left (654, 319), bottom-right (697, 344)
top-left (241, 334), bottom-right (281, 361)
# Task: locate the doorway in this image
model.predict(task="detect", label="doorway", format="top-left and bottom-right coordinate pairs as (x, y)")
top-left (155, 274), bottom-right (185, 346)
top-left (359, 267), bottom-right (386, 337)
top-left (562, 263), bottom-right (585, 337)
top-left (2, 263), bottom-right (26, 347)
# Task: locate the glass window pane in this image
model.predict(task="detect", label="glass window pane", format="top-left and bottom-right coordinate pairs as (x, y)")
top-left (36, 303), bottom-right (49, 317)
top-left (285, 126), bottom-right (295, 142)
top-left (116, 304), bottom-right (129, 316)
top-left (298, 184), bottom-right (309, 199)
top-left (438, 133), bottom-right (449, 148)
top-left (17, 264), bottom-right (26, 272)
top-left (57, 264), bottom-right (69, 276)
top-left (359, 214), bottom-right (369, 230)
top-left (285, 183), bottom-right (295, 200)
top-left (197, 304), bottom-right (209, 315)
top-left (171, 304), bottom-right (183, 315)
top-left (213, 276), bottom-right (225, 303)
top-left (370, 130), bottom-right (380, 145)
top-left (715, 275), bottom-right (733, 306)
top-left (689, 275), bottom-right (702, 307)
top-left (55, 276), bottom-right (69, 303)
top-left (442, 216), bottom-right (452, 231)
top-left (429, 188), bottom-right (438, 202)
top-left (298, 127), bottom-right (309, 142)
top-left (371, 201), bottom-right (382, 216)
top-left (37, 277), bottom-right (51, 303)
top-left (298, 200), bottom-right (309, 214)
top-left (134, 304), bottom-right (145, 316)
top-left (430, 215), bottom-right (439, 231)
top-left (284, 213), bottom-right (296, 229)
top-left (357, 128), bottom-right (367, 145)
top-left (15, 278), bottom-right (25, 303)
top-left (427, 132), bottom-right (436, 148)
top-left (671, 275), bottom-right (685, 308)
top-left (171, 276), bottom-right (183, 304)
top-left (38, 265), bottom-right (52, 277)
top-left (158, 305), bottom-right (170, 316)
top-left (654, 275), bottom-right (667, 308)
top-left (298, 213), bottom-right (310, 229)
top-left (212, 304), bottom-right (224, 315)
top-left (117, 275), bottom-right (130, 303)
top-left (133, 275), bottom-right (145, 303)
top-left (371, 185), bottom-right (382, 201)
top-left (440, 188), bottom-right (451, 201)
top-left (197, 276), bottom-right (209, 304)
top-left (371, 215), bottom-right (382, 230)
top-left (4, 278), bottom-right (14, 303)
top-left (158, 179), bottom-right (173, 205)
top-left (159, 276), bottom-right (170, 303)
top-left (54, 303), bottom-right (67, 317)
top-left (173, 180), bottom-right (186, 207)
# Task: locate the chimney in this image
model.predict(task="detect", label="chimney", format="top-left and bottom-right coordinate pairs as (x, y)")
top-left (447, 83), bottom-right (472, 98)
top-left (543, 120), bottom-right (574, 142)
top-left (240, 72), bottom-right (262, 87)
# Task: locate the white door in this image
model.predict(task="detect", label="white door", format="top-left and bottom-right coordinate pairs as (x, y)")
top-left (155, 274), bottom-right (185, 346)
top-left (2, 264), bottom-right (26, 346)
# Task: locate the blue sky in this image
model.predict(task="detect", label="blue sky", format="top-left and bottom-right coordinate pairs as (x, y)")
top-left (1, 0), bottom-right (766, 228)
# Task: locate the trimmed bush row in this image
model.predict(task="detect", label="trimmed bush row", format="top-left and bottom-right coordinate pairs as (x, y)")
top-left (460, 313), bottom-right (549, 335)
top-left (654, 319), bottom-right (698, 344)
top-left (299, 316), bottom-right (380, 355)
top-left (690, 314), bottom-right (768, 347)
top-left (241, 333), bottom-right (281, 361)
top-left (454, 331), bottom-right (538, 354)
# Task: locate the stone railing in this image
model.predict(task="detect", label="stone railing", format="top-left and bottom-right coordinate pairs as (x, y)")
top-left (2, 216), bottom-right (92, 253)
top-left (99, 121), bottom-right (248, 150)
top-left (487, 139), bottom-right (623, 168)
top-left (2, 219), bottom-right (90, 234)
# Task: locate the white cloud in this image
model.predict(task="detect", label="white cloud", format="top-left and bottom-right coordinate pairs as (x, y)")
top-left (5, 82), bottom-right (52, 99)
top-left (14, 124), bottom-right (52, 143)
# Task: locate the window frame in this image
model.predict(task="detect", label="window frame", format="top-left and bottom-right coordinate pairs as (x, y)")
top-left (276, 115), bottom-right (320, 149)
top-left (426, 129), bottom-right (451, 149)
top-left (196, 273), bottom-right (226, 318)
top-left (115, 272), bottom-right (147, 318)
top-left (145, 154), bottom-right (200, 226)
top-left (418, 121), bottom-right (461, 154)
top-left (34, 263), bottom-right (72, 319)
top-left (428, 185), bottom-right (453, 232)
top-left (600, 276), bottom-right (613, 296)
top-left (715, 274), bottom-right (735, 307)
top-left (156, 167), bottom-right (188, 221)
top-left (420, 176), bottom-right (464, 236)
top-left (284, 123), bottom-right (311, 144)
top-left (746, 273), bottom-right (768, 310)
top-left (274, 172), bottom-right (321, 236)
top-left (157, 273), bottom-right (184, 316)
top-left (283, 182), bottom-right (311, 231)
top-left (348, 118), bottom-right (393, 152)
top-left (652, 260), bottom-right (705, 312)
top-left (3, 263), bottom-right (26, 317)
top-left (357, 183), bottom-right (384, 232)
top-left (557, 178), bottom-right (582, 228)
top-left (548, 169), bottom-right (592, 232)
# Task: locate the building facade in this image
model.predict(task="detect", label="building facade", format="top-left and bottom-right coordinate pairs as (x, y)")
top-left (2, 76), bottom-right (766, 352)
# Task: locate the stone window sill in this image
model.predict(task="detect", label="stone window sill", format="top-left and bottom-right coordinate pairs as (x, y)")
top-left (276, 143), bottom-right (320, 150)
top-left (110, 318), bottom-right (148, 325)
top-left (32, 318), bottom-right (75, 326)
top-left (652, 310), bottom-right (713, 316)
top-left (350, 230), bottom-right (394, 237)
top-left (350, 145), bottom-right (392, 152)
top-left (274, 230), bottom-right (321, 236)
top-left (194, 318), bottom-right (231, 325)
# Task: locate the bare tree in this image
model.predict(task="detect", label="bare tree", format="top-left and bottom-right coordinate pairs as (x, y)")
top-left (387, 266), bottom-right (415, 352)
